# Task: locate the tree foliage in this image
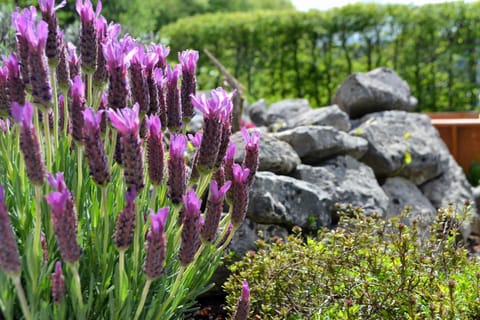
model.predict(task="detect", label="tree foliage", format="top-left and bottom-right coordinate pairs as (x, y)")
top-left (161, 2), bottom-right (480, 111)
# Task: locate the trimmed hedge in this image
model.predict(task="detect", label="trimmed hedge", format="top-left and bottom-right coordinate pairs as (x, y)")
top-left (161, 2), bottom-right (480, 111)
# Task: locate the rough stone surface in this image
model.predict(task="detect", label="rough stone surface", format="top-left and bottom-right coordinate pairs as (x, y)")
top-left (382, 177), bottom-right (436, 237)
top-left (293, 156), bottom-right (389, 216)
top-left (273, 126), bottom-right (368, 164)
top-left (266, 99), bottom-right (311, 129)
top-left (231, 129), bottom-right (301, 174)
top-left (248, 171), bottom-right (334, 230)
top-left (333, 67), bottom-right (417, 118)
top-left (287, 105), bottom-right (351, 132)
top-left (208, 218), bottom-right (289, 295)
top-left (353, 111), bottom-right (450, 185)
top-left (473, 186), bottom-right (480, 211)
top-left (420, 156), bottom-right (475, 210)
top-left (248, 99), bottom-right (268, 126)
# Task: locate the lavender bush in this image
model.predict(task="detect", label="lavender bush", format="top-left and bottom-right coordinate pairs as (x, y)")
top-left (0, 1), bottom-right (258, 319)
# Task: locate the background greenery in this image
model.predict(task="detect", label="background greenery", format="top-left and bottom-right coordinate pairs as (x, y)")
top-left (161, 2), bottom-right (480, 111)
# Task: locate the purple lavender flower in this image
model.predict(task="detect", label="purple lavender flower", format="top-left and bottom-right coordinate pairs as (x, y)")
top-left (0, 185), bottom-right (21, 275)
top-left (83, 108), bottom-right (110, 185)
top-left (232, 280), bottom-right (251, 320)
top-left (68, 43), bottom-right (81, 80)
top-left (103, 39), bottom-right (136, 110)
top-left (167, 134), bottom-right (187, 205)
top-left (179, 50), bottom-right (198, 122)
top-left (51, 261), bottom-right (66, 304)
top-left (191, 88), bottom-right (233, 173)
top-left (39, 0), bottom-right (66, 64)
top-left (11, 102), bottom-right (46, 185)
top-left (98, 92), bottom-right (107, 135)
top-left (58, 94), bottom-right (67, 133)
top-left (25, 19), bottom-right (52, 109)
top-left (45, 176), bottom-right (81, 263)
top-left (241, 128), bottom-right (260, 186)
top-left (47, 172), bottom-right (78, 235)
top-left (76, 0), bottom-right (101, 73)
top-left (56, 32), bottom-right (70, 90)
top-left (129, 45), bottom-right (150, 114)
top-left (92, 16), bottom-right (108, 86)
top-left (231, 164), bottom-right (250, 228)
top-left (179, 189), bottom-right (202, 265)
top-left (143, 207), bottom-right (168, 279)
top-left (165, 64), bottom-right (182, 132)
top-left (11, 7), bottom-right (37, 90)
top-left (153, 68), bottom-right (167, 127)
top-left (146, 115), bottom-right (164, 186)
top-left (113, 189), bottom-right (136, 250)
top-left (108, 103), bottom-right (145, 191)
top-left (151, 43), bottom-right (170, 71)
top-left (145, 51), bottom-right (159, 116)
top-left (4, 54), bottom-right (25, 105)
top-left (201, 180), bottom-right (231, 243)
top-left (0, 67), bottom-right (10, 118)
top-left (41, 232), bottom-right (49, 263)
top-left (69, 75), bottom-right (86, 144)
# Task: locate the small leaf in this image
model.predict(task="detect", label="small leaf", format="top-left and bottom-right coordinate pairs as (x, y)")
top-left (404, 132), bottom-right (411, 140)
top-left (404, 151), bottom-right (412, 165)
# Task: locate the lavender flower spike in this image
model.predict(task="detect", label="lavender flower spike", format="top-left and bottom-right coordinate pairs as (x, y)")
top-left (151, 43), bottom-right (170, 71)
top-left (179, 189), bottom-right (202, 265)
top-left (0, 67), bottom-right (10, 118)
top-left (11, 6), bottom-right (37, 90)
top-left (143, 207), bottom-right (168, 279)
top-left (56, 32), bottom-right (70, 90)
top-left (45, 181), bottom-right (81, 264)
top-left (179, 49), bottom-right (199, 122)
top-left (76, 0), bottom-right (101, 73)
top-left (83, 108), bottom-right (110, 185)
top-left (68, 43), bottom-right (81, 80)
top-left (129, 45), bottom-right (150, 115)
top-left (69, 75), bottom-right (86, 144)
top-left (108, 103), bottom-right (145, 191)
top-left (25, 19), bottom-right (52, 109)
top-left (241, 128), bottom-right (261, 187)
top-left (231, 164), bottom-right (250, 228)
top-left (0, 185), bottom-right (21, 275)
top-left (113, 189), bottom-right (136, 250)
top-left (51, 261), bottom-right (66, 304)
top-left (4, 54), bottom-right (26, 105)
top-left (191, 88), bottom-right (233, 173)
top-left (165, 64), bottom-right (182, 132)
top-left (167, 134), bottom-right (187, 205)
top-left (146, 115), bottom-right (164, 185)
top-left (153, 68), bottom-right (167, 127)
top-left (232, 280), bottom-right (251, 320)
top-left (11, 102), bottom-right (46, 185)
top-left (201, 180), bottom-right (231, 243)
top-left (39, 0), bottom-right (66, 63)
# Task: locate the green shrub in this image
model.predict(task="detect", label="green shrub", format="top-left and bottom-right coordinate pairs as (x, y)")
top-left (161, 2), bottom-right (480, 111)
top-left (224, 205), bottom-right (480, 319)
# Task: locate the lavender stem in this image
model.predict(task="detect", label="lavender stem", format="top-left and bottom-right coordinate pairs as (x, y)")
top-left (43, 109), bottom-right (53, 171)
top-left (101, 186), bottom-right (109, 257)
top-left (133, 279), bottom-right (152, 320)
top-left (13, 275), bottom-right (32, 320)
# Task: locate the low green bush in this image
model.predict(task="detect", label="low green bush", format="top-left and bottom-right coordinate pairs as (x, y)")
top-left (224, 205), bottom-right (480, 319)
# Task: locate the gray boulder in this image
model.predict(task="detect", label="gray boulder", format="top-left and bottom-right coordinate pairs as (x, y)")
top-left (266, 99), bottom-right (311, 129)
top-left (287, 105), bottom-right (351, 132)
top-left (382, 177), bottom-right (436, 238)
top-left (229, 218), bottom-right (289, 257)
top-left (420, 156), bottom-right (474, 210)
top-left (293, 156), bottom-right (389, 216)
top-left (353, 111), bottom-right (450, 185)
top-left (231, 129), bottom-right (301, 174)
top-left (273, 125), bottom-right (368, 164)
top-left (248, 171), bottom-right (334, 230)
top-left (248, 99), bottom-right (268, 127)
top-left (333, 67), bottom-right (417, 118)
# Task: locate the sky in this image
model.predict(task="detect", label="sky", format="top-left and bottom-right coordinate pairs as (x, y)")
top-left (291, 0), bottom-right (474, 11)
